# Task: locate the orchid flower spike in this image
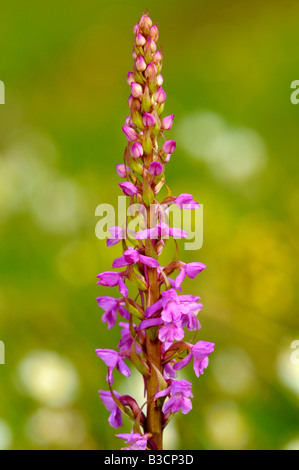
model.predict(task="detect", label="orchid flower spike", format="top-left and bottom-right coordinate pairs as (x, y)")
top-left (95, 11), bottom-right (214, 451)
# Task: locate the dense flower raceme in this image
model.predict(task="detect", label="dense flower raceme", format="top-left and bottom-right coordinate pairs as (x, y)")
top-left (95, 12), bottom-right (215, 451)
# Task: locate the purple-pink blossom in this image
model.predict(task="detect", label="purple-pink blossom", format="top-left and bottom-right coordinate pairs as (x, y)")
top-left (99, 390), bottom-right (123, 428)
top-left (113, 246), bottom-right (159, 268)
top-left (97, 271), bottom-right (128, 297)
top-left (96, 349), bottom-right (131, 384)
top-left (155, 379), bottom-right (193, 415)
top-left (97, 296), bottom-right (129, 329)
top-left (136, 222), bottom-right (188, 240)
top-left (173, 340), bottom-right (215, 377)
top-left (169, 262), bottom-right (206, 290)
top-left (107, 226), bottom-right (125, 247)
top-left (116, 431), bottom-right (151, 450)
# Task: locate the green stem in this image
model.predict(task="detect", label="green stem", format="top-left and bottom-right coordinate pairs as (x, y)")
top-left (144, 207), bottom-right (163, 450)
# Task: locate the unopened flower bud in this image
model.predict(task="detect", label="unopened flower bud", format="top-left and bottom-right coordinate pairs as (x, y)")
top-left (130, 142), bottom-right (144, 158)
top-left (156, 239), bottom-right (165, 257)
top-left (153, 50), bottom-right (163, 66)
top-left (133, 24), bottom-right (139, 35)
top-left (162, 140), bottom-right (176, 154)
top-left (149, 25), bottom-right (159, 42)
top-left (127, 72), bottom-right (135, 86)
top-left (144, 62), bottom-right (157, 82)
top-left (139, 14), bottom-right (152, 35)
top-left (135, 57), bottom-right (146, 72)
top-left (125, 115), bottom-right (134, 127)
top-left (135, 33), bottom-right (146, 47)
top-left (116, 164), bottom-right (130, 177)
top-left (161, 114), bottom-right (174, 130)
top-left (128, 94), bottom-right (134, 109)
top-left (131, 82), bottom-right (143, 99)
top-left (156, 74), bottom-right (163, 87)
top-left (144, 38), bottom-right (157, 63)
top-left (119, 182), bottom-right (138, 196)
top-left (122, 126), bottom-right (139, 142)
top-left (153, 87), bottom-right (166, 104)
top-left (149, 161), bottom-right (163, 176)
top-left (143, 112), bottom-right (156, 127)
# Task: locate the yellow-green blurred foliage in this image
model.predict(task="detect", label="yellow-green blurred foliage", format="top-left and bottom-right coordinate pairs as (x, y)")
top-left (0, 0), bottom-right (298, 450)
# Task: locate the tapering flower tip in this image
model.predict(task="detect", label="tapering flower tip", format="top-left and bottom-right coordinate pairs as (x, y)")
top-left (135, 56), bottom-right (146, 72)
top-left (153, 87), bottom-right (166, 104)
top-left (153, 50), bottom-right (163, 65)
top-left (143, 112), bottom-right (156, 127)
top-left (156, 73), bottom-right (163, 87)
top-left (149, 24), bottom-right (159, 42)
top-left (130, 141), bottom-right (143, 158)
top-left (122, 126), bottom-right (138, 142)
top-left (144, 62), bottom-right (157, 81)
top-left (127, 72), bottom-right (135, 86)
top-left (162, 140), bottom-right (176, 154)
top-left (131, 82), bottom-right (143, 99)
top-left (161, 114), bottom-right (174, 130)
top-left (149, 161), bottom-right (163, 176)
top-left (119, 182), bottom-right (138, 196)
top-left (116, 163), bottom-right (130, 177)
top-left (139, 14), bottom-right (152, 35)
top-left (135, 33), bottom-right (146, 47)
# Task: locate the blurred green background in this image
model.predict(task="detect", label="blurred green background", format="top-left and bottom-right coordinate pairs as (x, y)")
top-left (0, 0), bottom-right (298, 450)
